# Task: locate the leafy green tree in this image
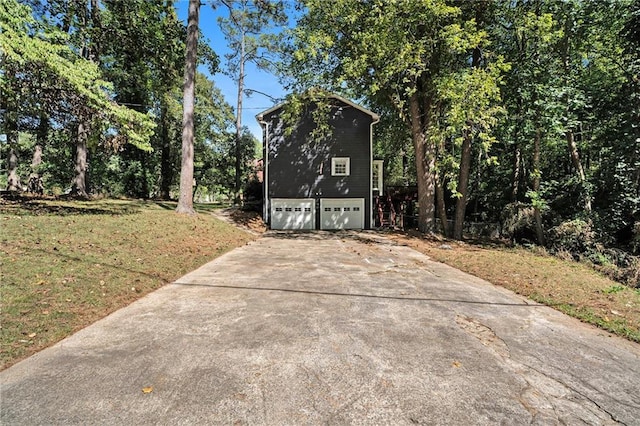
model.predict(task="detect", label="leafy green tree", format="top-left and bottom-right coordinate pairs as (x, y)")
top-left (489, 0), bottom-right (566, 244)
top-left (193, 72), bottom-right (234, 200)
top-left (217, 0), bottom-right (287, 204)
top-left (433, 0), bottom-right (507, 239)
top-left (285, 0), bottom-right (497, 233)
top-left (487, 0), bottom-right (638, 249)
top-left (0, 0), bottom-right (154, 192)
top-left (371, 103), bottom-right (415, 188)
top-left (100, 0), bottom-right (186, 198)
top-left (580, 0), bottom-right (639, 245)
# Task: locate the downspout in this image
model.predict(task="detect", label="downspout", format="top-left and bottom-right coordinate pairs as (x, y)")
top-left (370, 114), bottom-right (380, 229)
top-left (258, 116), bottom-right (269, 224)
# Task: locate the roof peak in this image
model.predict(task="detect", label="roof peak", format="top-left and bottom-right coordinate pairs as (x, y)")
top-left (256, 90), bottom-right (379, 123)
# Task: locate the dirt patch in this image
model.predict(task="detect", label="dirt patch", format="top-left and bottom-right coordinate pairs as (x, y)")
top-left (212, 207), bottom-right (267, 235)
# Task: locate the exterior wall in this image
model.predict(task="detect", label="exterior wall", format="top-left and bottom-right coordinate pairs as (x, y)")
top-left (262, 100), bottom-right (374, 228)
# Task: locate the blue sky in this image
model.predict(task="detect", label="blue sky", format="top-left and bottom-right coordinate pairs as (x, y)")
top-left (175, 1), bottom-right (290, 140)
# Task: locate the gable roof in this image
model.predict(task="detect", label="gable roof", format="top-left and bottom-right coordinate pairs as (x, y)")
top-left (256, 92), bottom-right (380, 123)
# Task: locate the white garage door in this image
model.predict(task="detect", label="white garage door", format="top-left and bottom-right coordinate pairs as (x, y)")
top-left (270, 198), bottom-right (315, 230)
top-left (320, 198), bottom-right (365, 230)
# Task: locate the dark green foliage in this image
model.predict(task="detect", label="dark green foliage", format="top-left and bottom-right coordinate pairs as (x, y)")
top-left (243, 178), bottom-right (263, 212)
top-left (547, 219), bottom-right (597, 258)
top-left (546, 219), bottom-right (639, 287)
top-left (2, 1), bottom-right (247, 201)
top-left (500, 203), bottom-right (540, 244)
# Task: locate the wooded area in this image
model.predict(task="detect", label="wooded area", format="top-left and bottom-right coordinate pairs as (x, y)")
top-left (1, 0), bottom-right (259, 204)
top-left (1, 0), bottom-right (638, 284)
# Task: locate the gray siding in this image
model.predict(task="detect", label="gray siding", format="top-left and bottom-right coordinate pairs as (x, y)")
top-left (264, 100), bottom-right (374, 228)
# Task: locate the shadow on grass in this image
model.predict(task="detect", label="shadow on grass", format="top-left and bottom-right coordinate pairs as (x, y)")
top-left (7, 241), bottom-right (172, 283)
top-left (151, 201), bottom-right (229, 213)
top-left (195, 202), bottom-right (230, 213)
top-left (154, 201), bottom-right (177, 211)
top-left (399, 228), bottom-right (515, 250)
top-left (0, 196), bottom-right (149, 216)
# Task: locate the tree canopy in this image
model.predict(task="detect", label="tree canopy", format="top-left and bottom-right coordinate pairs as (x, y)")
top-left (1, 0), bottom-right (248, 202)
top-left (0, 0), bottom-right (155, 150)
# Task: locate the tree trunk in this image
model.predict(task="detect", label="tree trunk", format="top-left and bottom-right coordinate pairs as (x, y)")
top-left (71, 121), bottom-right (89, 198)
top-left (70, 0), bottom-right (99, 199)
top-left (533, 126), bottom-right (545, 246)
top-left (140, 150), bottom-right (150, 199)
top-left (33, 112), bottom-right (47, 171)
top-left (5, 66), bottom-right (20, 191)
top-left (71, 123), bottom-right (88, 197)
top-left (566, 129), bottom-right (592, 212)
top-left (409, 92), bottom-right (436, 233)
top-left (71, 119), bottom-right (90, 197)
top-left (435, 173), bottom-right (449, 237)
top-left (31, 145), bottom-right (43, 172)
top-left (28, 113), bottom-right (47, 195)
top-left (452, 44), bottom-right (481, 240)
top-left (234, 31), bottom-right (246, 206)
top-left (176, 0), bottom-right (199, 215)
top-left (7, 148), bottom-right (20, 191)
top-left (5, 101), bottom-right (20, 191)
top-left (159, 101), bottom-right (172, 200)
top-left (511, 144), bottom-right (521, 202)
top-left (29, 145), bottom-right (44, 195)
top-left (560, 12), bottom-right (591, 214)
top-left (435, 136), bottom-right (449, 236)
top-left (453, 128), bottom-right (472, 240)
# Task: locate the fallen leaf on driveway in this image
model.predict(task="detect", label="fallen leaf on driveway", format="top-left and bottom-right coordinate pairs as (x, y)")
top-left (452, 361), bottom-right (462, 368)
top-left (142, 387), bottom-right (153, 394)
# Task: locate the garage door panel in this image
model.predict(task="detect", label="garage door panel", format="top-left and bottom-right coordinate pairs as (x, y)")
top-left (320, 198), bottom-right (364, 230)
top-left (270, 199), bottom-right (315, 230)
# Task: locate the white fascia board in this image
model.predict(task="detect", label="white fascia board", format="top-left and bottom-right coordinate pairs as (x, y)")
top-left (255, 93), bottom-right (380, 123)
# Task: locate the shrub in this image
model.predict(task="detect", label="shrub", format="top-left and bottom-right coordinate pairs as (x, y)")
top-left (501, 202), bottom-right (539, 243)
top-left (547, 219), bottom-right (597, 259)
top-left (612, 255), bottom-right (640, 288)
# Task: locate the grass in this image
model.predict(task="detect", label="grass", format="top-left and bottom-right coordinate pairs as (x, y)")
top-left (0, 197), bottom-right (255, 370)
top-left (391, 232), bottom-right (640, 343)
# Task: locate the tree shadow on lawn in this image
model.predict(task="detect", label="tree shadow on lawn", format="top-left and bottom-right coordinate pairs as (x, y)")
top-left (0, 195), bottom-right (147, 216)
top-left (152, 201), bottom-right (229, 214)
top-left (9, 241), bottom-right (171, 283)
top-left (400, 228), bottom-right (516, 251)
top-left (153, 201), bottom-right (177, 211)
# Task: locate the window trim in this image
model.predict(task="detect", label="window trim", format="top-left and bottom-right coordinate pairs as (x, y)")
top-left (331, 157), bottom-right (350, 176)
top-left (372, 159), bottom-right (383, 193)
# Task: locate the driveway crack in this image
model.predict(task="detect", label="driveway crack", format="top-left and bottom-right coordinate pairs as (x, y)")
top-left (519, 362), bottom-right (629, 425)
top-left (455, 314), bottom-right (510, 359)
top-left (456, 315), bottom-right (630, 424)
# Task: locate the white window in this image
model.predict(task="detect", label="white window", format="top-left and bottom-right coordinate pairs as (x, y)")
top-left (331, 157), bottom-right (350, 176)
top-left (372, 160), bottom-right (383, 194)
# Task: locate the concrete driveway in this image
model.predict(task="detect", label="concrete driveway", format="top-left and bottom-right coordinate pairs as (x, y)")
top-left (2, 231), bottom-right (640, 425)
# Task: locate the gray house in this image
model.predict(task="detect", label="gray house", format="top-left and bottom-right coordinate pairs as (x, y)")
top-left (256, 93), bottom-right (382, 230)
